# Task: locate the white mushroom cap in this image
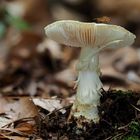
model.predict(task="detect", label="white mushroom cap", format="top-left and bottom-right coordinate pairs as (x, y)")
top-left (44, 20), bottom-right (136, 48)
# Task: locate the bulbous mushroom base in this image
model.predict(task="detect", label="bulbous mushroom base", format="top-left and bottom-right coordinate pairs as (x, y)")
top-left (71, 101), bottom-right (99, 124)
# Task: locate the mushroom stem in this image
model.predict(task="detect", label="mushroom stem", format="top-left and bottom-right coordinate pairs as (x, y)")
top-left (72, 47), bottom-right (103, 123)
top-left (76, 47), bottom-right (101, 74)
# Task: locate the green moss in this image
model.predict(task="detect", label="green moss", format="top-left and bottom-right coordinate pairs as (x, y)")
top-left (129, 121), bottom-right (140, 135)
top-left (113, 90), bottom-right (133, 96)
top-left (122, 121), bottom-right (140, 140)
top-left (122, 136), bottom-right (140, 140)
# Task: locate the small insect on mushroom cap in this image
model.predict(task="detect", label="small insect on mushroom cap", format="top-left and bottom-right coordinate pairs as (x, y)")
top-left (44, 20), bottom-right (136, 48)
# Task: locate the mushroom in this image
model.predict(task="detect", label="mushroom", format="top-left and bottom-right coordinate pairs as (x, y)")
top-left (44, 20), bottom-right (136, 124)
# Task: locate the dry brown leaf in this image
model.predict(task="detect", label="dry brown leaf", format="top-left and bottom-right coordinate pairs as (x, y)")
top-left (0, 134), bottom-right (29, 140)
top-left (32, 98), bottom-right (66, 114)
top-left (15, 122), bottom-right (35, 134)
top-left (0, 97), bottom-right (38, 128)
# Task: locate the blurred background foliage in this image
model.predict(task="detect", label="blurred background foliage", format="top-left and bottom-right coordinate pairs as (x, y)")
top-left (0, 0), bottom-right (140, 95)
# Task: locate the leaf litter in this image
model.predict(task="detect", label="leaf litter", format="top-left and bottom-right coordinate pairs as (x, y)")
top-left (0, 0), bottom-right (140, 139)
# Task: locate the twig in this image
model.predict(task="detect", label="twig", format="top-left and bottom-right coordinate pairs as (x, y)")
top-left (0, 127), bottom-right (31, 137)
top-left (131, 104), bottom-right (140, 112)
top-left (2, 117), bottom-right (35, 128)
top-left (118, 124), bottom-right (129, 130)
top-left (110, 133), bottom-right (124, 140)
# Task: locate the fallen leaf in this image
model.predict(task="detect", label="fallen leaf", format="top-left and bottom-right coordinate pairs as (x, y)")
top-left (32, 98), bottom-right (66, 114)
top-left (0, 97), bottom-right (38, 128)
top-left (0, 116), bottom-right (11, 128)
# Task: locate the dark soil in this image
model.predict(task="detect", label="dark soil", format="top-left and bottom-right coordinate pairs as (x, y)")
top-left (36, 90), bottom-right (140, 140)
